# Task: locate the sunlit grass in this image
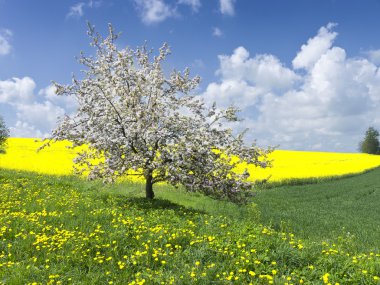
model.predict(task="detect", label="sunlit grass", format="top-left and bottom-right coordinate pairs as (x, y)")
top-left (2, 138), bottom-right (380, 184)
top-left (1, 168), bottom-right (379, 284)
top-left (254, 166), bottom-right (380, 252)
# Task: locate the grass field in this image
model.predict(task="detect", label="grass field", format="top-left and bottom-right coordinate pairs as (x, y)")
top-left (254, 167), bottom-right (380, 252)
top-left (1, 168), bottom-right (380, 284)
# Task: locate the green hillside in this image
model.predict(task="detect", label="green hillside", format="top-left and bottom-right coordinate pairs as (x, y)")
top-left (254, 167), bottom-right (380, 252)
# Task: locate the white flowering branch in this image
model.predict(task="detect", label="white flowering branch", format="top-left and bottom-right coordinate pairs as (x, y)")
top-left (45, 23), bottom-right (272, 203)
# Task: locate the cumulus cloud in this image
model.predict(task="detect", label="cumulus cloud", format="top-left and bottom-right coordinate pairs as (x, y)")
top-left (133, 0), bottom-right (236, 24)
top-left (219, 0), bottom-right (236, 16)
top-left (10, 121), bottom-right (48, 138)
top-left (202, 79), bottom-right (264, 108)
top-left (134, 0), bottom-right (176, 25)
top-left (365, 49), bottom-right (380, 65)
top-left (38, 85), bottom-right (77, 113)
top-left (15, 101), bottom-right (65, 134)
top-left (292, 22), bottom-right (338, 70)
top-left (0, 29), bottom-right (12, 56)
top-left (0, 77), bottom-right (75, 138)
top-left (201, 23), bottom-right (380, 152)
top-left (212, 27), bottom-right (223, 37)
top-left (0, 77), bottom-right (35, 104)
top-left (217, 47), bottom-right (300, 91)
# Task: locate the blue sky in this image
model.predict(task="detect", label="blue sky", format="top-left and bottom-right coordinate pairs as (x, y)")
top-left (1, 0), bottom-right (380, 152)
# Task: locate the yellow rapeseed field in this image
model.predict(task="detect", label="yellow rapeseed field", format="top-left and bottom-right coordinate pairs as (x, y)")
top-left (244, 150), bottom-right (380, 182)
top-left (0, 138), bottom-right (76, 176)
top-left (1, 138), bottom-right (380, 183)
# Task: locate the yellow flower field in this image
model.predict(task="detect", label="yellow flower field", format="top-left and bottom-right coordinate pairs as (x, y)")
top-left (245, 149), bottom-right (380, 182)
top-left (0, 138), bottom-right (78, 176)
top-left (1, 138), bottom-right (380, 183)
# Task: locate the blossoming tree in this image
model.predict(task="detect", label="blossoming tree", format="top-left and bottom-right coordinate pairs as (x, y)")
top-left (47, 24), bottom-right (272, 203)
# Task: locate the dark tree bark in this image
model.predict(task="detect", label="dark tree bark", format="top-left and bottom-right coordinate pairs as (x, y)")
top-left (145, 172), bottom-right (154, 199)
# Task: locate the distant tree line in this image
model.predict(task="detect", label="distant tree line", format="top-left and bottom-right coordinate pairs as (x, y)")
top-left (359, 127), bottom-right (380, 155)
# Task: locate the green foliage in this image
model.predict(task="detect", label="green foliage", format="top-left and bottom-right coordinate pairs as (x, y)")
top-left (0, 115), bottom-right (9, 154)
top-left (359, 127), bottom-right (380, 154)
top-left (1, 168), bottom-right (380, 284)
top-left (254, 166), bottom-right (380, 252)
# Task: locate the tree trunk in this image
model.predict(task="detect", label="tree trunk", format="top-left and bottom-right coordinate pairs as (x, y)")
top-left (145, 173), bottom-right (154, 199)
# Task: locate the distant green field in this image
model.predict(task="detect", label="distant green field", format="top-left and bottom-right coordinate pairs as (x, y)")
top-left (1, 168), bottom-right (380, 284)
top-left (254, 167), bottom-right (380, 252)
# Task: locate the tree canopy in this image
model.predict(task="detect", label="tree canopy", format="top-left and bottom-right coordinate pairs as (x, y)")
top-left (0, 115), bottom-right (9, 154)
top-left (45, 24), bottom-right (272, 203)
top-left (359, 127), bottom-right (380, 155)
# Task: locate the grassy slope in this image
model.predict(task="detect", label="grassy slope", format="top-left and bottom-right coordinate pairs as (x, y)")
top-left (1, 168), bottom-right (380, 284)
top-left (254, 167), bottom-right (380, 252)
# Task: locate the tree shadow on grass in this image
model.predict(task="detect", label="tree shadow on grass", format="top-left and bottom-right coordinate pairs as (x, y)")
top-left (108, 195), bottom-right (207, 216)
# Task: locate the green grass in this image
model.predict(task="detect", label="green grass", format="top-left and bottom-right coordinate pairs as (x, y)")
top-left (254, 167), bottom-right (380, 252)
top-left (105, 180), bottom-right (261, 222)
top-left (1, 168), bottom-right (380, 284)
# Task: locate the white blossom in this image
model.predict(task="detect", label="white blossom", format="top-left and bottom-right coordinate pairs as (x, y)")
top-left (45, 23), bottom-right (272, 203)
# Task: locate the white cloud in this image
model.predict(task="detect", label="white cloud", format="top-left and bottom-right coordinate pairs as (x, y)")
top-left (134, 0), bottom-right (176, 25)
top-left (217, 47), bottom-right (300, 92)
top-left (15, 101), bottom-right (65, 134)
top-left (0, 77), bottom-right (75, 138)
top-left (67, 1), bottom-right (102, 18)
top-left (202, 79), bottom-right (264, 108)
top-left (219, 0), bottom-right (235, 16)
top-left (365, 49), bottom-right (380, 65)
top-left (292, 22), bottom-right (338, 70)
top-left (212, 27), bottom-right (223, 37)
top-left (67, 2), bottom-right (85, 18)
top-left (0, 77), bottom-right (35, 104)
top-left (178, 0), bottom-right (201, 12)
top-left (88, 0), bottom-right (102, 8)
top-left (10, 121), bottom-right (48, 138)
top-left (38, 85), bottom-right (77, 113)
top-left (201, 23), bottom-right (380, 152)
top-left (0, 29), bottom-right (12, 56)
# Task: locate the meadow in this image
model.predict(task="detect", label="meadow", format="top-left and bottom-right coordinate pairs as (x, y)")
top-left (254, 167), bottom-right (380, 252)
top-left (1, 138), bottom-right (380, 284)
top-left (1, 169), bottom-right (380, 284)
